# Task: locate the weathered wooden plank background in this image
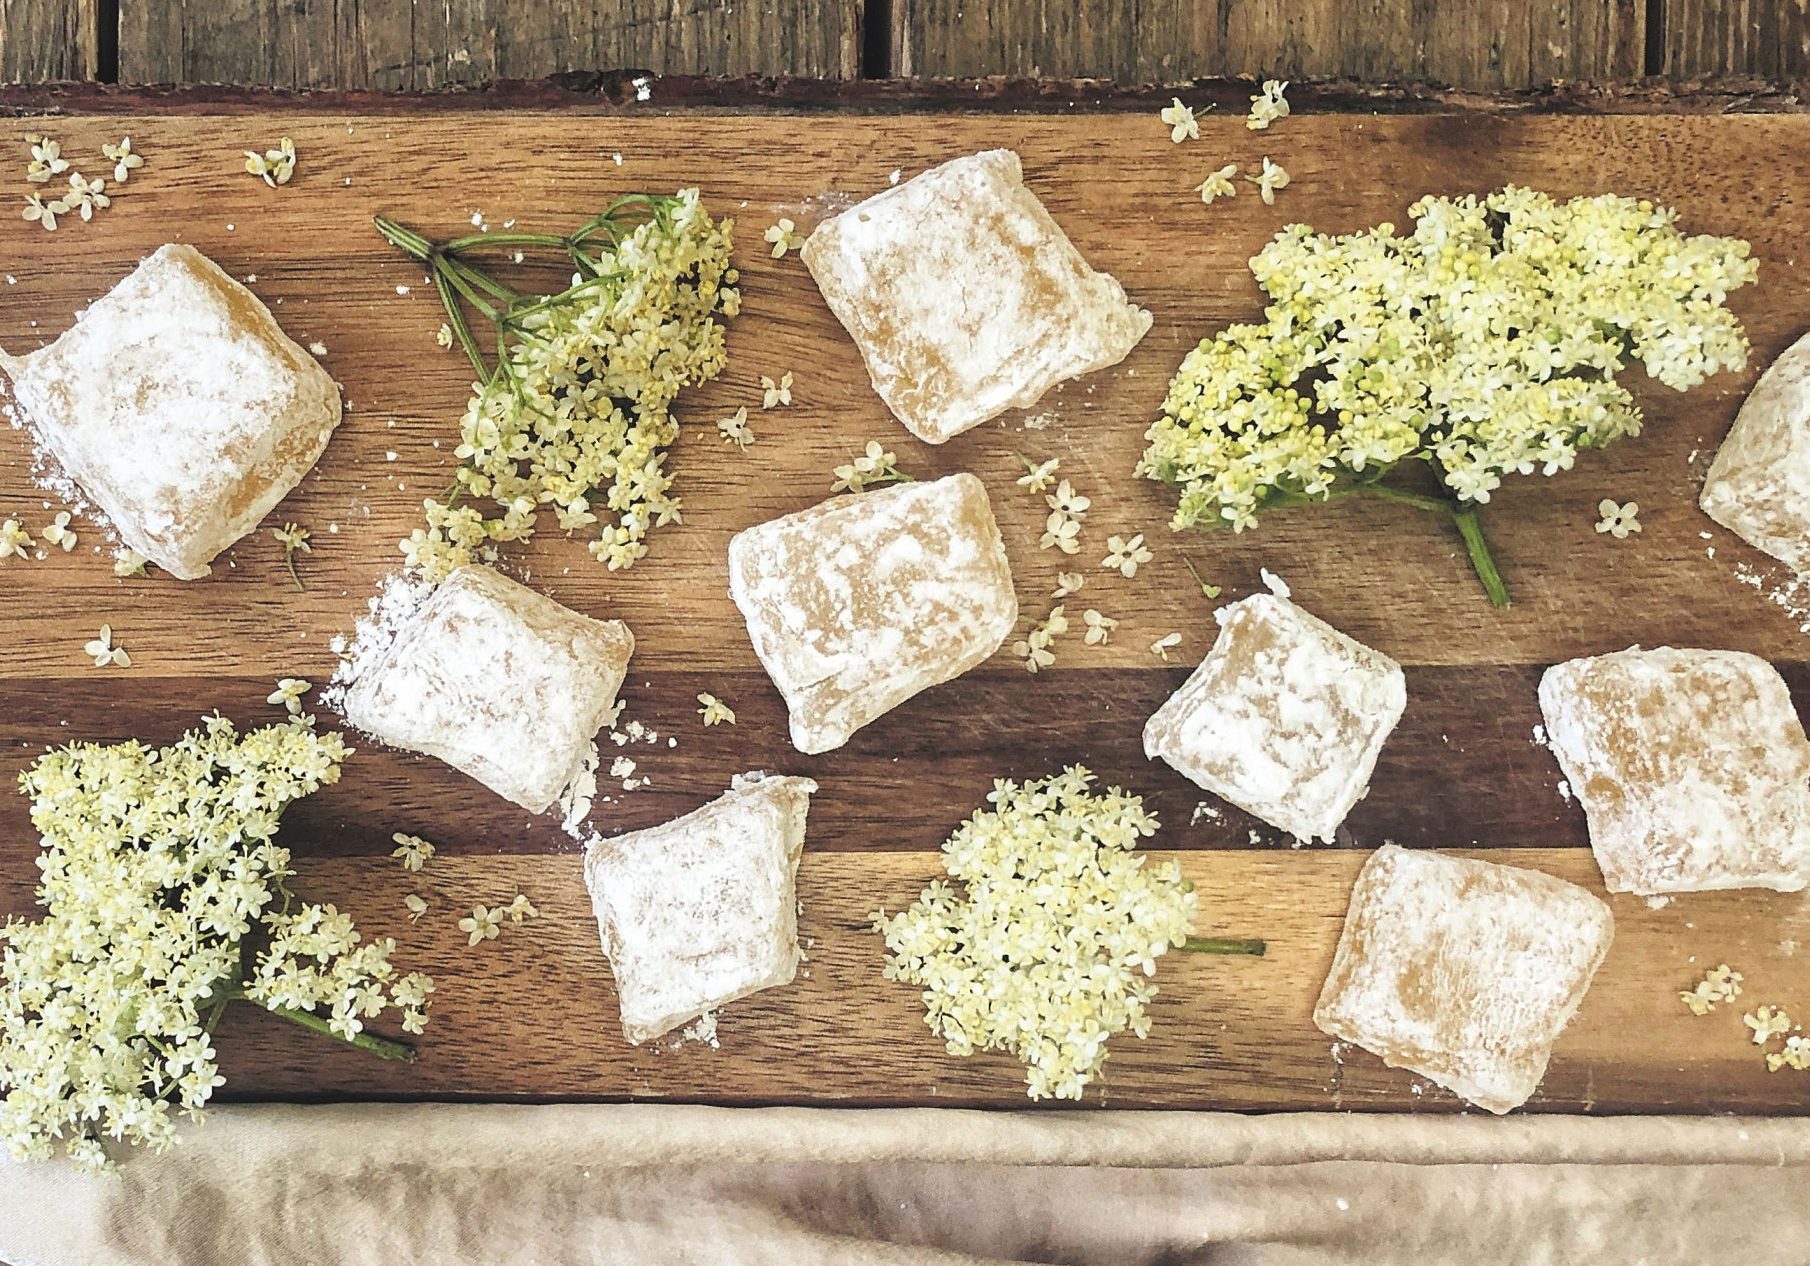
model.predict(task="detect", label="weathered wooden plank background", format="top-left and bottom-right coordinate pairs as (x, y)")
top-left (0, 0), bottom-right (1803, 89)
top-left (0, 111), bottom-right (1805, 1114)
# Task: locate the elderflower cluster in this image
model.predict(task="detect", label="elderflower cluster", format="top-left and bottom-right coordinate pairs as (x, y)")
top-left (0, 717), bottom-right (429, 1171)
top-left (873, 767), bottom-right (1196, 1101)
top-left (1141, 187), bottom-right (1758, 534)
top-left (401, 191), bottom-right (738, 581)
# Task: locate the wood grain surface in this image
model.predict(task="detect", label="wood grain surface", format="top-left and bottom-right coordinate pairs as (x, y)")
top-left (0, 0), bottom-right (100, 83)
top-left (117, 0), bottom-right (863, 87)
top-left (0, 109), bottom-right (1807, 1113)
top-left (891, 0), bottom-right (1645, 88)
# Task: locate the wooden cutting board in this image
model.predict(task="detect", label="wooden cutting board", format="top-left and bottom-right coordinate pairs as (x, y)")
top-left (1, 106), bottom-right (1806, 1114)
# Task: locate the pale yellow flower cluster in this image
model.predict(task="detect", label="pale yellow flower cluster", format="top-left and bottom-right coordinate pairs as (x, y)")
top-left (874, 767), bottom-right (1196, 1101)
top-left (401, 191), bottom-right (739, 580)
top-left (1141, 186), bottom-right (1758, 533)
top-left (0, 717), bottom-right (429, 1170)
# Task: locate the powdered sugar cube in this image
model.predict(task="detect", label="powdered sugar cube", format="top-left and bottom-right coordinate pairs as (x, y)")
top-left (1539, 646), bottom-right (1810, 894)
top-left (1701, 328), bottom-right (1810, 575)
top-left (1313, 845), bottom-right (1614, 1115)
top-left (728, 473), bottom-right (1017, 754)
top-left (801, 150), bottom-right (1152, 444)
top-left (1143, 593), bottom-right (1406, 843)
top-left (584, 772), bottom-right (816, 1044)
top-left (339, 565), bottom-right (633, 814)
top-left (0, 244), bottom-right (341, 579)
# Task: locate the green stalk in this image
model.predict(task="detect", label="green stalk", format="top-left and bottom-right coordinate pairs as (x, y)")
top-left (1450, 506), bottom-right (1511, 608)
top-left (1353, 483), bottom-right (1511, 608)
top-left (252, 1001), bottom-right (417, 1063)
top-left (1180, 936), bottom-right (1267, 956)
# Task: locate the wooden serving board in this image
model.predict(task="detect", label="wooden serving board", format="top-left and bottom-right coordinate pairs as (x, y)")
top-left (1, 107), bottom-right (1807, 1114)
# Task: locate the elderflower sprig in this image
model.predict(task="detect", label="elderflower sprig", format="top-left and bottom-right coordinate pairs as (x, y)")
top-left (376, 192), bottom-right (738, 581)
top-left (831, 441), bottom-right (912, 493)
top-left (874, 767), bottom-right (1260, 1101)
top-left (0, 717), bottom-right (430, 1171)
top-left (272, 522), bottom-right (311, 589)
top-left (1139, 186), bottom-right (1757, 606)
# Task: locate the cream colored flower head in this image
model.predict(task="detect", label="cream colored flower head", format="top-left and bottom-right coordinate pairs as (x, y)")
top-left (873, 767), bottom-right (1195, 1100)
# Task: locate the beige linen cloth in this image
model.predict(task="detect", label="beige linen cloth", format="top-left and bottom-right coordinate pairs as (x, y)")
top-left (1, 1104), bottom-right (1806, 1266)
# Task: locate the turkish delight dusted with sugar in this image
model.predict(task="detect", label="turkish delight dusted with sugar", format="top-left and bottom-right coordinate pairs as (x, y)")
top-left (728, 473), bottom-right (1017, 754)
top-left (1701, 328), bottom-right (1810, 575)
top-left (338, 565), bottom-right (634, 814)
top-left (1313, 844), bottom-right (1614, 1115)
top-left (0, 244), bottom-right (341, 579)
top-left (584, 772), bottom-right (816, 1044)
top-left (1539, 646), bottom-right (1810, 894)
top-left (800, 149), bottom-right (1152, 444)
top-left (1143, 593), bottom-right (1406, 843)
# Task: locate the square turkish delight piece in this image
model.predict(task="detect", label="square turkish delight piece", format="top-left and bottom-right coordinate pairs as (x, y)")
top-left (728, 472), bottom-right (1017, 754)
top-left (0, 243), bottom-right (342, 579)
top-left (1143, 593), bottom-right (1406, 843)
top-left (1539, 646), bottom-right (1810, 894)
top-left (339, 565), bottom-right (634, 814)
top-left (801, 149), bottom-right (1152, 444)
top-left (584, 772), bottom-right (816, 1044)
top-left (1701, 328), bottom-right (1810, 575)
top-left (1313, 844), bottom-right (1614, 1115)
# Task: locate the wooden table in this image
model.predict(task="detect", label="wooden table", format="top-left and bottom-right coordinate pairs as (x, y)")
top-left (0, 100), bottom-right (1806, 1117)
top-left (0, 0), bottom-right (1803, 89)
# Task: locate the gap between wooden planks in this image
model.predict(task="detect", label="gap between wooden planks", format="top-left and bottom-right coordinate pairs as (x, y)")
top-left (0, 110), bottom-right (1806, 1111)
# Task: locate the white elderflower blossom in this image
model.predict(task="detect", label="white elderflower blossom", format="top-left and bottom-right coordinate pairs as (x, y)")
top-left (113, 548), bottom-right (149, 578)
top-left (101, 137), bottom-right (143, 183)
top-left (244, 137), bottom-right (296, 187)
top-left (1248, 157), bottom-right (1289, 205)
top-left (40, 511), bottom-right (76, 551)
top-left (390, 832), bottom-right (436, 872)
top-left (0, 718), bottom-right (429, 1171)
top-left (718, 406), bottom-right (754, 450)
top-left (874, 767), bottom-right (1197, 1100)
top-left (1196, 163), bottom-right (1238, 205)
top-left (1768, 1035), bottom-right (1810, 1073)
top-left (1745, 1005), bottom-right (1792, 1045)
top-left (1082, 608), bottom-right (1117, 645)
top-left (763, 217), bottom-right (803, 258)
top-left (831, 441), bottom-right (910, 493)
top-left (696, 692), bottom-right (736, 726)
top-left (1150, 632), bottom-right (1182, 660)
top-left (1052, 571), bottom-right (1085, 599)
top-left (459, 905), bottom-right (504, 947)
top-left (83, 624), bottom-right (130, 668)
top-left (1160, 98), bottom-right (1201, 143)
top-left (382, 192), bottom-right (737, 581)
top-left (1140, 187), bottom-right (1757, 605)
top-left (1011, 605), bottom-right (1069, 673)
top-left (1015, 455), bottom-right (1061, 493)
top-left (1101, 533), bottom-right (1153, 577)
top-left (267, 677), bottom-right (312, 714)
top-left (1595, 499), bottom-right (1641, 538)
top-left (760, 371), bottom-right (793, 409)
top-left (0, 519), bottom-right (34, 559)
top-left (1247, 79), bottom-right (1291, 130)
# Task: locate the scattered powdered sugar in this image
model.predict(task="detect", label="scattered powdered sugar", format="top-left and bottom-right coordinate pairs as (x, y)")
top-left (559, 742), bottom-right (601, 837)
top-left (679, 1012), bottom-right (720, 1048)
top-left (1730, 561), bottom-right (1810, 635)
top-left (1190, 801), bottom-right (1222, 825)
top-left (321, 572), bottom-right (434, 708)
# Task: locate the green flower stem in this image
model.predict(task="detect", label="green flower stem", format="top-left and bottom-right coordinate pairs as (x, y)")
top-left (1450, 506), bottom-right (1511, 609)
top-left (1180, 936), bottom-right (1267, 956)
top-left (1354, 483), bottom-right (1512, 608)
top-left (252, 1001), bottom-right (417, 1063)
